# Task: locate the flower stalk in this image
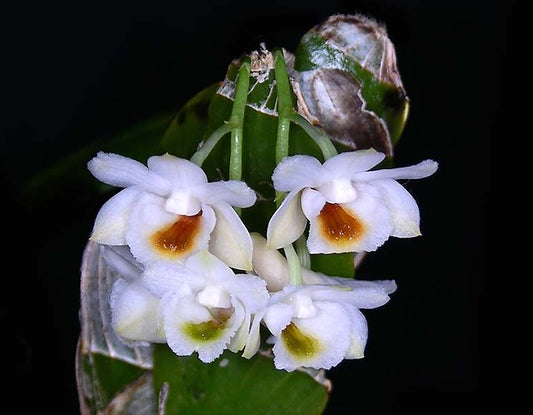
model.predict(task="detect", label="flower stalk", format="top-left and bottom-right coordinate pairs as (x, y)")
top-left (289, 112), bottom-right (338, 160)
top-left (273, 48), bottom-right (292, 165)
top-left (190, 123), bottom-right (233, 167)
top-left (229, 57), bottom-right (251, 183)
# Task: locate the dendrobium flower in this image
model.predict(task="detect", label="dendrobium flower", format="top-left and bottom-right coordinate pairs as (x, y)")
top-left (244, 233), bottom-right (397, 371)
top-left (244, 278), bottom-right (396, 372)
top-left (266, 149), bottom-right (438, 254)
top-left (88, 152), bottom-right (257, 270)
top-left (137, 250), bottom-right (269, 363)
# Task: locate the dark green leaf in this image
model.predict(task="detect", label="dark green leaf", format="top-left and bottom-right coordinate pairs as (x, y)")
top-left (310, 253), bottom-right (355, 278)
top-left (153, 345), bottom-right (329, 415)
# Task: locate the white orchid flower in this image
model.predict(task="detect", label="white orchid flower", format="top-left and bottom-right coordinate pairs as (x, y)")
top-left (266, 149), bottom-right (438, 253)
top-left (243, 233), bottom-right (396, 371)
top-left (88, 152), bottom-right (257, 270)
top-left (141, 250), bottom-right (270, 363)
top-left (244, 279), bottom-right (396, 372)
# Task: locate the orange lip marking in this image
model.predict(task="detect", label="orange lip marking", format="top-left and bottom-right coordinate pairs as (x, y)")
top-left (151, 212), bottom-right (202, 258)
top-left (318, 202), bottom-right (364, 246)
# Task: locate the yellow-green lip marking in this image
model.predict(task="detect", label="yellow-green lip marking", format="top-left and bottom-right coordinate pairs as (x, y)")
top-left (281, 322), bottom-right (321, 359)
top-left (183, 319), bottom-right (227, 343)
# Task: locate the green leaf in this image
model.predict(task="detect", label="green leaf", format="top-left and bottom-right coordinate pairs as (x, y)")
top-left (160, 82), bottom-right (220, 158)
top-left (153, 345), bottom-right (329, 415)
top-left (310, 253), bottom-right (355, 278)
top-left (77, 351), bottom-right (152, 413)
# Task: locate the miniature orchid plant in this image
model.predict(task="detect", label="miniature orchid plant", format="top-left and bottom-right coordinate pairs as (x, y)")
top-left (76, 13), bottom-right (438, 415)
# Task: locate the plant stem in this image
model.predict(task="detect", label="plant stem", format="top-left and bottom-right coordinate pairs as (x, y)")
top-left (284, 243), bottom-right (303, 285)
top-left (273, 49), bottom-right (305, 285)
top-left (273, 48), bottom-right (293, 207)
top-left (229, 58), bottom-right (251, 182)
top-left (273, 48), bottom-right (292, 166)
top-left (289, 112), bottom-right (338, 160)
top-left (295, 235), bottom-right (311, 269)
top-left (190, 123), bottom-right (233, 167)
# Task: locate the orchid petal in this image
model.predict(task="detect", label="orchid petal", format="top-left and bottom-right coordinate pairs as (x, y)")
top-left (301, 188), bottom-right (326, 220)
top-left (227, 300), bottom-right (250, 353)
top-left (224, 274), bottom-right (269, 313)
top-left (372, 179), bottom-right (423, 237)
top-left (340, 304), bottom-right (368, 359)
top-left (162, 294), bottom-right (241, 363)
top-left (242, 309), bottom-right (266, 359)
top-left (352, 159), bottom-right (438, 182)
top-left (272, 302), bottom-right (351, 371)
top-left (90, 187), bottom-right (141, 245)
top-left (183, 249), bottom-right (235, 282)
top-left (310, 282), bottom-right (393, 309)
top-left (323, 149), bottom-right (385, 177)
top-left (147, 153), bottom-right (207, 187)
top-left (263, 302), bottom-right (294, 337)
top-left (127, 194), bottom-right (215, 265)
top-left (196, 180), bottom-right (257, 208)
top-left (334, 278), bottom-right (398, 296)
top-left (88, 152), bottom-right (170, 194)
top-left (307, 183), bottom-right (393, 253)
top-left (208, 203), bottom-right (254, 271)
top-left (272, 155), bottom-right (324, 192)
top-left (141, 262), bottom-right (199, 298)
top-left (266, 190), bottom-right (307, 249)
top-left (88, 152), bottom-right (151, 187)
top-left (110, 278), bottom-right (165, 343)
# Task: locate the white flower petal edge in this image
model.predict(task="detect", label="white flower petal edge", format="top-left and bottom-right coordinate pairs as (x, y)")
top-left (305, 182), bottom-right (393, 253)
top-left (126, 195), bottom-right (216, 266)
top-left (264, 282), bottom-right (394, 371)
top-left (110, 278), bottom-right (166, 344)
top-left (266, 190), bottom-right (307, 250)
top-left (267, 149), bottom-right (438, 253)
top-left (143, 250), bottom-right (269, 363)
top-left (245, 236), bottom-right (396, 370)
top-left (90, 187), bottom-right (141, 245)
top-left (322, 148), bottom-right (385, 177)
top-left (370, 179), bottom-right (422, 237)
top-left (87, 152), bottom-right (257, 268)
top-left (147, 153), bottom-right (207, 186)
top-left (208, 203), bottom-right (254, 271)
top-left (271, 301), bottom-right (352, 371)
top-left (88, 152), bottom-right (170, 194)
top-left (162, 293), bottom-right (243, 363)
top-left (271, 155), bottom-right (323, 192)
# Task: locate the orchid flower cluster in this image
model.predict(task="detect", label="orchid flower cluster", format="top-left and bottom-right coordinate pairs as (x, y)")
top-left (87, 146), bottom-right (437, 372)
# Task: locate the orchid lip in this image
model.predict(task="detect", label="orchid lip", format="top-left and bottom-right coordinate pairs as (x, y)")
top-left (150, 212), bottom-right (203, 258)
top-left (318, 203), bottom-right (365, 246)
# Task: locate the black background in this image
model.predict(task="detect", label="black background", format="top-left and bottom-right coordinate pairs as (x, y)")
top-left (2, 0), bottom-right (504, 413)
